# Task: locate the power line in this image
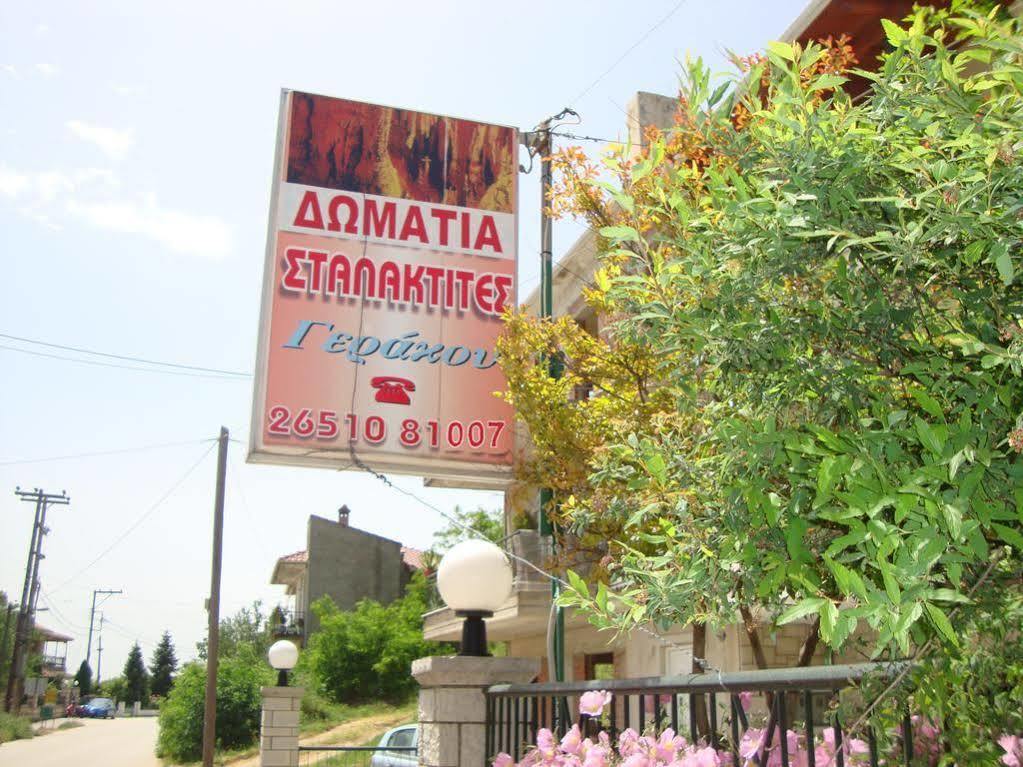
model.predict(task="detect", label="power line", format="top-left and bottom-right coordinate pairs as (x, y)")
top-left (0, 344), bottom-right (249, 380)
top-left (566, 0), bottom-right (690, 109)
top-left (0, 438), bottom-right (212, 467)
top-left (48, 442), bottom-right (217, 595)
top-left (0, 332), bottom-right (252, 377)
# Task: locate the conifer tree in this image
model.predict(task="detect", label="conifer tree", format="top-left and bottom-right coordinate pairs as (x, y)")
top-left (122, 642), bottom-right (149, 705)
top-left (149, 631), bottom-right (177, 698)
top-left (73, 659), bottom-right (92, 696)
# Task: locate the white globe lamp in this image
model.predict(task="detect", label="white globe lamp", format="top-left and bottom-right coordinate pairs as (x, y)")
top-left (437, 539), bottom-right (513, 656)
top-left (268, 639), bottom-right (299, 686)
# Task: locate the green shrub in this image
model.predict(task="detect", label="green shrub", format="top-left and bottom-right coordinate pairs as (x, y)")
top-left (0, 712), bottom-right (33, 744)
top-left (308, 574), bottom-right (452, 703)
top-left (157, 652), bottom-right (268, 761)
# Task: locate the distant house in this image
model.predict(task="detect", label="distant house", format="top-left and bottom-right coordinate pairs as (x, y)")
top-left (33, 625), bottom-right (72, 680)
top-left (270, 505), bottom-right (423, 643)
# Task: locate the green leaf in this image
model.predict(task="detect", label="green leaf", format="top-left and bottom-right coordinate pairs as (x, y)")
top-left (826, 557), bottom-right (867, 600)
top-left (992, 522), bottom-right (1023, 550)
top-left (911, 390), bottom-right (944, 420)
top-left (993, 242), bottom-right (1014, 285)
top-left (924, 603), bottom-right (958, 646)
top-left (878, 557), bottom-right (901, 604)
top-left (598, 225), bottom-right (640, 243)
top-left (777, 597), bottom-right (827, 626)
top-left (882, 18), bottom-right (908, 47)
top-left (766, 40), bottom-right (795, 62)
top-left (915, 417), bottom-right (946, 456)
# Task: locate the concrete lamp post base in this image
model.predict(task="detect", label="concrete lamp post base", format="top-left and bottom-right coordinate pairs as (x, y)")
top-left (259, 685), bottom-right (303, 767)
top-left (413, 655), bottom-right (540, 767)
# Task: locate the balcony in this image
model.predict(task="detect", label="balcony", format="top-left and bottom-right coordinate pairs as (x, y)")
top-left (269, 608), bottom-right (305, 642)
top-left (40, 655), bottom-right (66, 673)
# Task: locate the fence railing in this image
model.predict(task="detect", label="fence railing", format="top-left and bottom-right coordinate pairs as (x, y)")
top-left (297, 744), bottom-right (417, 767)
top-left (485, 662), bottom-right (915, 767)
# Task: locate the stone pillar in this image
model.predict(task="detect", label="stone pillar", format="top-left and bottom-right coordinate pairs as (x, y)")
top-left (413, 656), bottom-right (540, 767)
top-left (260, 685), bottom-right (303, 767)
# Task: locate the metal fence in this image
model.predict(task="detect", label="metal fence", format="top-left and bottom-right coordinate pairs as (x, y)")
top-left (298, 745), bottom-right (417, 767)
top-left (486, 662), bottom-right (916, 767)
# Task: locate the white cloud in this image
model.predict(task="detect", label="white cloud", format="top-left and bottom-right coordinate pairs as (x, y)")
top-left (65, 196), bottom-right (233, 259)
top-left (0, 165), bottom-right (231, 259)
top-left (66, 120), bottom-right (135, 160)
top-left (112, 84), bottom-right (147, 97)
top-left (2, 64), bottom-right (18, 77)
top-left (36, 23), bottom-right (50, 34)
top-left (35, 62), bottom-right (59, 77)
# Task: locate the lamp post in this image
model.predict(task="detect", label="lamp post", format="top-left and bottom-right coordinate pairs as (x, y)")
top-left (267, 640), bottom-right (298, 687)
top-left (437, 539), bottom-right (513, 656)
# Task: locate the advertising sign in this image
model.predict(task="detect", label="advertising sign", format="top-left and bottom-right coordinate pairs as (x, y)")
top-left (249, 90), bottom-right (517, 486)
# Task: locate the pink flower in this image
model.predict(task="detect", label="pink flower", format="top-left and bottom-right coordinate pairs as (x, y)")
top-left (1000, 734), bottom-right (1023, 767)
top-left (493, 753), bottom-right (514, 767)
top-left (738, 692), bottom-right (753, 713)
top-left (622, 752), bottom-right (652, 767)
top-left (582, 746), bottom-right (608, 767)
top-left (681, 747), bottom-right (720, 767)
top-left (654, 729), bottom-right (686, 763)
top-left (561, 725), bottom-right (584, 756)
top-left (579, 690), bottom-right (613, 717)
top-left (536, 728), bottom-right (558, 763)
top-left (619, 728), bottom-right (642, 757)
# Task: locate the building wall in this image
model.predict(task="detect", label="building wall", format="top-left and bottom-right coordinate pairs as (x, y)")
top-left (304, 515), bottom-right (406, 635)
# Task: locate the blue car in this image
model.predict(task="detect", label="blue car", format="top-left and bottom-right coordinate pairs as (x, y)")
top-left (83, 697), bottom-right (116, 719)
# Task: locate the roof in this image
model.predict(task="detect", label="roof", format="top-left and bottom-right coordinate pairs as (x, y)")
top-left (401, 546), bottom-right (424, 571)
top-left (36, 625), bottom-right (73, 643)
top-left (277, 549), bottom-right (308, 564)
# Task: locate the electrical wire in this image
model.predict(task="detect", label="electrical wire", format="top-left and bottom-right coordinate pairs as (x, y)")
top-left (0, 438), bottom-right (211, 467)
top-left (566, 0), bottom-right (691, 109)
top-left (48, 441), bottom-right (217, 595)
top-left (0, 344), bottom-right (249, 381)
top-left (0, 332), bottom-right (252, 377)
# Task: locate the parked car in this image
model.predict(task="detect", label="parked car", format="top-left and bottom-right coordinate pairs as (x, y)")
top-left (369, 724), bottom-right (417, 767)
top-left (83, 697), bottom-right (116, 718)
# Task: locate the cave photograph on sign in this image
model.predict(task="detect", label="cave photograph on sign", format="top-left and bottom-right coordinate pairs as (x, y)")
top-left (249, 90), bottom-right (518, 485)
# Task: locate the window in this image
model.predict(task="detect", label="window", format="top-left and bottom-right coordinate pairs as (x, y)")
top-left (387, 727), bottom-right (416, 751)
top-left (584, 653), bottom-right (615, 681)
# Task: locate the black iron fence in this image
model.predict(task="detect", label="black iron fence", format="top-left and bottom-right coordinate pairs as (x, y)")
top-left (298, 744), bottom-right (417, 767)
top-left (270, 607), bottom-right (305, 640)
top-left (486, 662), bottom-right (918, 767)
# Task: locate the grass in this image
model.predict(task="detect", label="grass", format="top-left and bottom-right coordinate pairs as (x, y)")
top-left (35, 720), bottom-right (84, 736)
top-left (0, 712), bottom-right (34, 744)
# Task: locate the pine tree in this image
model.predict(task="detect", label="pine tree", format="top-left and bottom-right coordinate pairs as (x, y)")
top-left (73, 660), bottom-right (92, 696)
top-left (122, 642), bottom-right (149, 705)
top-left (149, 631), bottom-right (177, 698)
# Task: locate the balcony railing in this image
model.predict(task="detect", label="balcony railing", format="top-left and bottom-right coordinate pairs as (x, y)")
top-left (40, 655), bottom-right (66, 672)
top-left (486, 662), bottom-right (919, 767)
top-left (269, 609), bottom-right (305, 639)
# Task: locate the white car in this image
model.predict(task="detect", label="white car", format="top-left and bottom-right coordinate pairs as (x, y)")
top-left (369, 724), bottom-right (418, 767)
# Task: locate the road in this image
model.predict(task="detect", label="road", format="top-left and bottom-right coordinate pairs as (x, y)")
top-left (0, 717), bottom-right (161, 767)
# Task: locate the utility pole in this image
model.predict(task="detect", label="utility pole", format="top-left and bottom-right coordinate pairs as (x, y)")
top-left (86, 589), bottom-right (122, 668)
top-left (523, 108), bottom-right (575, 725)
top-left (5, 487), bottom-right (70, 713)
top-left (95, 614), bottom-right (104, 688)
top-left (202, 426), bottom-right (229, 767)
top-left (0, 602), bottom-right (15, 693)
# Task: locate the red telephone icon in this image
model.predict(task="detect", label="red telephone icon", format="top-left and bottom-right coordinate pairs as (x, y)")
top-left (371, 376), bottom-right (415, 405)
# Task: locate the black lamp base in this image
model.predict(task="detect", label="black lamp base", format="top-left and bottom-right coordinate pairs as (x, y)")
top-left (277, 669), bottom-right (289, 687)
top-left (456, 610), bottom-right (493, 656)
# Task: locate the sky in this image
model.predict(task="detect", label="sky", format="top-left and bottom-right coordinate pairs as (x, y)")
top-left (0, 0), bottom-right (809, 681)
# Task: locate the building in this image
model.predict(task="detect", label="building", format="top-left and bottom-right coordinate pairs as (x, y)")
top-left (270, 505), bottom-right (423, 643)
top-left (424, 0), bottom-right (915, 683)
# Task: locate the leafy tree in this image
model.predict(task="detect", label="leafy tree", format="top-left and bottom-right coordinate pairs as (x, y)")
top-left (122, 642), bottom-right (149, 705)
top-left (99, 675), bottom-right (127, 703)
top-left (196, 601), bottom-right (270, 661)
top-left (0, 592), bottom-right (15, 694)
top-left (157, 657), bottom-right (268, 762)
top-left (498, 0), bottom-right (1023, 740)
top-left (308, 573), bottom-right (453, 703)
top-left (73, 660), bottom-right (92, 696)
top-left (431, 505), bottom-right (504, 552)
top-left (149, 631), bottom-right (177, 698)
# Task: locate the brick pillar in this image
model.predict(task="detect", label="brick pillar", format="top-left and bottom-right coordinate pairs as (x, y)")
top-left (260, 685), bottom-right (303, 767)
top-left (413, 656), bottom-right (539, 767)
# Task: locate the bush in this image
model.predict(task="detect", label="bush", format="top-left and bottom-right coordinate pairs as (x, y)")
top-left (157, 652), bottom-right (268, 761)
top-left (308, 574), bottom-right (452, 703)
top-left (0, 712), bottom-right (33, 744)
